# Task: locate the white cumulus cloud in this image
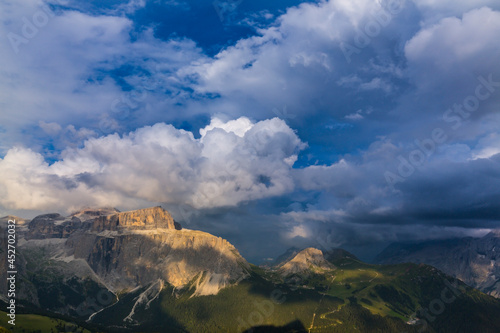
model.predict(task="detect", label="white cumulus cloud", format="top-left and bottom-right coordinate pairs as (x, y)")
top-left (0, 117), bottom-right (306, 213)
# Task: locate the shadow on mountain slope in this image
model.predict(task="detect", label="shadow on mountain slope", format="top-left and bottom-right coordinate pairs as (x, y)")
top-left (242, 319), bottom-right (307, 333)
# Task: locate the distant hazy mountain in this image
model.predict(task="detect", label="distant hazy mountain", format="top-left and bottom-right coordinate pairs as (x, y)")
top-left (375, 231), bottom-right (500, 298)
top-left (2, 208), bottom-right (500, 332)
top-left (324, 248), bottom-right (359, 262)
top-left (271, 246), bottom-right (302, 266)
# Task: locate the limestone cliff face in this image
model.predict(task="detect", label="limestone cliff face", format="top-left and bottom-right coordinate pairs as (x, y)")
top-left (69, 228), bottom-right (249, 293)
top-left (278, 247), bottom-right (335, 276)
top-left (70, 207), bottom-right (120, 222)
top-left (19, 206), bottom-right (249, 301)
top-left (91, 206), bottom-right (175, 232)
top-left (26, 214), bottom-right (83, 239)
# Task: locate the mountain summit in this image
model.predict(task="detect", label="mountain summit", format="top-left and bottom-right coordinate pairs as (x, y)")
top-left (278, 247), bottom-right (335, 276)
top-left (91, 206), bottom-right (176, 231)
top-left (3, 206), bottom-right (250, 322)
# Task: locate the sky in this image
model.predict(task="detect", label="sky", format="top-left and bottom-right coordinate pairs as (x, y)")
top-left (0, 0), bottom-right (499, 263)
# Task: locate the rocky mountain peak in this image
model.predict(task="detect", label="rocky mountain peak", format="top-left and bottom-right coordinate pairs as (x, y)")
top-left (30, 213), bottom-right (65, 223)
top-left (70, 207), bottom-right (120, 222)
top-left (485, 229), bottom-right (500, 238)
top-left (271, 246), bottom-right (302, 266)
top-left (0, 215), bottom-right (29, 226)
top-left (376, 232), bottom-right (500, 298)
top-left (11, 206), bottom-right (250, 302)
top-left (26, 213), bottom-right (82, 240)
top-left (91, 206), bottom-right (176, 232)
top-left (279, 247), bottom-right (335, 276)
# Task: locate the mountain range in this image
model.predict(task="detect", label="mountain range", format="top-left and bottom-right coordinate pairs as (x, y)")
top-left (1, 207), bottom-right (500, 332)
top-left (375, 231), bottom-right (500, 298)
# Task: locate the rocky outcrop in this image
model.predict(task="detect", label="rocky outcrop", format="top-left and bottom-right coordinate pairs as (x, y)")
top-left (26, 214), bottom-right (83, 239)
top-left (278, 247), bottom-right (335, 276)
top-left (17, 206), bottom-right (250, 309)
top-left (0, 215), bottom-right (29, 226)
top-left (91, 206), bottom-right (175, 232)
top-left (67, 227), bottom-right (250, 293)
top-left (271, 247), bottom-right (301, 267)
top-left (375, 231), bottom-right (500, 298)
top-left (70, 207), bottom-right (120, 222)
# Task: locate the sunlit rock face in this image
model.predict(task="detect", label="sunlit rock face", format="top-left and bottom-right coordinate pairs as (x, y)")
top-left (70, 227), bottom-right (250, 293)
top-left (13, 206), bottom-right (250, 306)
top-left (24, 208), bottom-right (119, 240)
top-left (91, 206), bottom-right (176, 231)
top-left (278, 247), bottom-right (335, 276)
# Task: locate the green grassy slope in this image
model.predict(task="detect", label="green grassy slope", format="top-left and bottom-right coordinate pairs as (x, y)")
top-left (296, 256), bottom-right (500, 333)
top-left (92, 264), bottom-right (427, 332)
top-left (10, 254), bottom-right (500, 333)
top-left (0, 311), bottom-right (91, 333)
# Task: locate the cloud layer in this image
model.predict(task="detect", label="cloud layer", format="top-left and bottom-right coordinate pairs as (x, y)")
top-left (1, 0), bottom-right (500, 261)
top-left (0, 117), bottom-right (305, 212)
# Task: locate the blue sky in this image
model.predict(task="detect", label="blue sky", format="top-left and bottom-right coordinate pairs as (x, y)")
top-left (1, 0), bottom-right (500, 262)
